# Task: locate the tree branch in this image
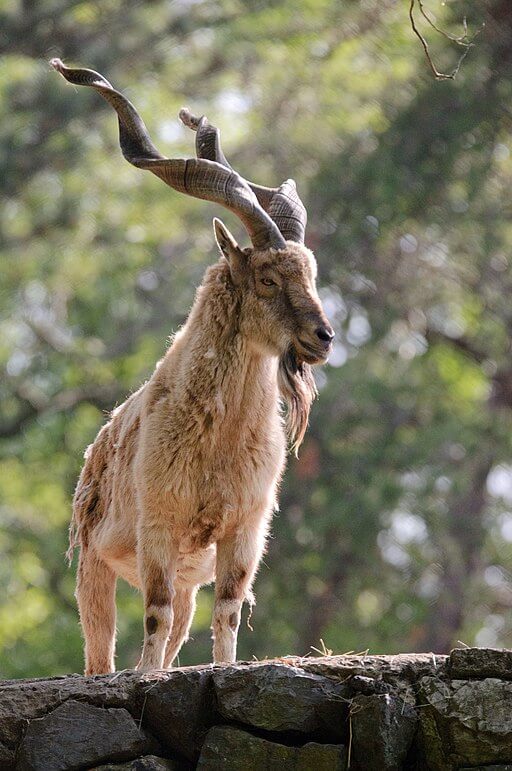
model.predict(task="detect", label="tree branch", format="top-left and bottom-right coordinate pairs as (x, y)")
top-left (425, 328), bottom-right (487, 364)
top-left (409, 0), bottom-right (482, 81)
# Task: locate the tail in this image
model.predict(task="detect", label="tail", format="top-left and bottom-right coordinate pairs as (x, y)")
top-left (67, 422), bottom-right (115, 566)
top-left (67, 476), bottom-right (101, 565)
top-left (67, 437), bottom-right (106, 566)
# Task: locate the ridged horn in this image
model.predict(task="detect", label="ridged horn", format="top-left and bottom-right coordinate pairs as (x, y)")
top-left (179, 109), bottom-right (307, 244)
top-left (50, 59), bottom-right (286, 251)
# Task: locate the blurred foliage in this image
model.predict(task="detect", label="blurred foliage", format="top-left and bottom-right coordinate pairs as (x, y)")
top-left (2, 0), bottom-right (512, 678)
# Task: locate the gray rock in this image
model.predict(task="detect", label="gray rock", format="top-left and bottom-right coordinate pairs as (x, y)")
top-left (459, 766), bottom-right (512, 770)
top-left (90, 756), bottom-right (188, 770)
top-left (450, 648), bottom-right (512, 680)
top-left (0, 655), bottom-right (443, 753)
top-left (5, 654), bottom-right (512, 771)
top-left (0, 671), bottom-right (139, 750)
top-left (350, 693), bottom-right (417, 771)
top-left (16, 699), bottom-right (160, 771)
top-left (212, 662), bottom-right (348, 739)
top-left (0, 742), bottom-right (15, 771)
top-left (349, 675), bottom-right (394, 695)
top-left (139, 668), bottom-right (215, 762)
top-left (418, 676), bottom-right (512, 769)
top-left (301, 653), bottom-right (447, 686)
top-left (197, 726), bottom-right (347, 770)
top-left (459, 764), bottom-right (512, 771)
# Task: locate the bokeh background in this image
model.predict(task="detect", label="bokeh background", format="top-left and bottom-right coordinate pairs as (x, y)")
top-left (2, 0), bottom-right (512, 678)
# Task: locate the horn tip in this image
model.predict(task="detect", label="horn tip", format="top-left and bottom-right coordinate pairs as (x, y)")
top-left (179, 108), bottom-right (200, 130)
top-left (50, 57), bottom-right (65, 73)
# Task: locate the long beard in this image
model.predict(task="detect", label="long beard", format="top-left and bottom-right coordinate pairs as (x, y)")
top-left (278, 346), bottom-right (318, 455)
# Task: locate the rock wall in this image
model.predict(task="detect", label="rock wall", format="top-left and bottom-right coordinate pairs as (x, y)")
top-left (1, 648), bottom-right (512, 770)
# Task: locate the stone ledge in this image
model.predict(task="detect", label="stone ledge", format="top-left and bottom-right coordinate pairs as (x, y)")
top-left (0, 649), bottom-right (511, 770)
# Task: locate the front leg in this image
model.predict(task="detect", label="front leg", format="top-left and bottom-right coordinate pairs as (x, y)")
top-left (212, 518), bottom-right (268, 664)
top-left (137, 519), bottom-right (177, 671)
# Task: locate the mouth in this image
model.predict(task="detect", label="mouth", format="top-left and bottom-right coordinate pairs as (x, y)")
top-left (295, 337), bottom-right (332, 365)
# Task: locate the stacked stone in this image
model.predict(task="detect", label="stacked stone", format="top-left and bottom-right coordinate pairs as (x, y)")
top-left (0, 649), bottom-right (511, 770)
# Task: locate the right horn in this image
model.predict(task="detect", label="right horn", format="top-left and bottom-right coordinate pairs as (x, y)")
top-left (51, 60), bottom-right (286, 252)
top-left (180, 109), bottom-right (307, 244)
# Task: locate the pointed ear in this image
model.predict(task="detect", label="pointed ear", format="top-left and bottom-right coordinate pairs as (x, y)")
top-left (213, 218), bottom-right (247, 284)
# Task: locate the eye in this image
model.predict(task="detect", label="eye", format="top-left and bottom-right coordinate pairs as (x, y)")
top-left (261, 277), bottom-right (277, 287)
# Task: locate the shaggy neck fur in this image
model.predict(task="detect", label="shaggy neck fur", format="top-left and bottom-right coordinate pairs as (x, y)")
top-left (166, 260), bottom-right (316, 451)
top-left (168, 262), bottom-right (279, 434)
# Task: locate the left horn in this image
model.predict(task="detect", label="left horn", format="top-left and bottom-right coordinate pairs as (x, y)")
top-left (50, 60), bottom-right (286, 252)
top-left (179, 108), bottom-right (307, 244)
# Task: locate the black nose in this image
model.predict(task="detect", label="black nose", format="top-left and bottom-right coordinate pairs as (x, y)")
top-left (316, 325), bottom-right (335, 343)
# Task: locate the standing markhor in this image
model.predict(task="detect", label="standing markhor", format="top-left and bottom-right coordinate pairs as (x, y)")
top-left (52, 59), bottom-right (334, 674)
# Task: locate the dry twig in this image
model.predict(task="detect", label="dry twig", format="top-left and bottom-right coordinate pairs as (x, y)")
top-left (409, 0), bottom-right (483, 80)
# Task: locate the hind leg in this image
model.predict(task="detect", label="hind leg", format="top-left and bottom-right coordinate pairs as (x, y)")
top-left (163, 585), bottom-right (198, 667)
top-left (76, 545), bottom-right (117, 675)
